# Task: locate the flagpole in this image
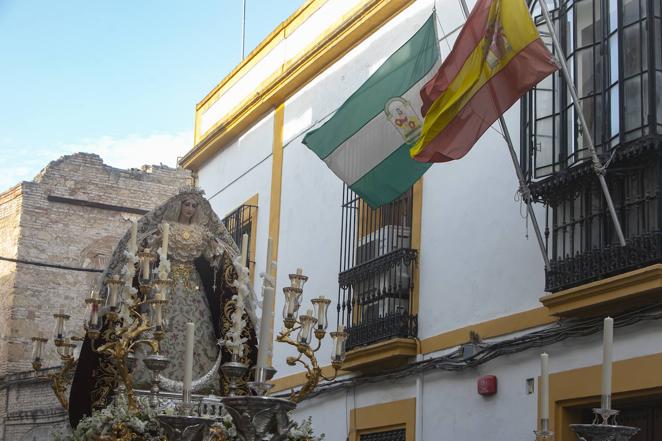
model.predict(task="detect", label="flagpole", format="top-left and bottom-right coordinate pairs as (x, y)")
top-left (537, 0), bottom-right (626, 247)
top-left (457, 0), bottom-right (551, 270)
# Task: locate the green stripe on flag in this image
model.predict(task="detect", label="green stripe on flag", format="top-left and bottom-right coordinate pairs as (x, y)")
top-left (350, 143), bottom-right (431, 208)
top-left (303, 15), bottom-right (439, 160)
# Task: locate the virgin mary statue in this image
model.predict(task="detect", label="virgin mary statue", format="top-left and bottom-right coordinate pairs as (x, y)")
top-left (69, 189), bottom-right (258, 427)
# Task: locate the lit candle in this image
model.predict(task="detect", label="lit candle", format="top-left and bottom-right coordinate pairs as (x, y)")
top-left (183, 322), bottom-right (195, 401)
top-left (130, 221), bottom-right (138, 254)
top-left (240, 233), bottom-right (249, 267)
top-left (601, 317), bottom-right (614, 409)
top-left (540, 353), bottom-right (549, 420)
top-left (256, 285), bottom-right (275, 371)
top-left (162, 223), bottom-right (170, 257)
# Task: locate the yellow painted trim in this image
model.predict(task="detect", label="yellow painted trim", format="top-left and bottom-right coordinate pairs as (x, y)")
top-left (270, 365), bottom-right (346, 394)
top-left (269, 306), bottom-right (558, 391)
top-left (342, 338), bottom-right (418, 371)
top-left (410, 178), bottom-right (423, 316)
top-left (195, 0), bottom-right (326, 112)
top-left (546, 352), bottom-right (662, 441)
top-left (349, 398), bottom-right (416, 441)
top-left (540, 264), bottom-right (662, 317)
top-left (182, 0), bottom-right (415, 170)
top-left (266, 104), bottom-right (285, 365)
top-left (419, 307), bottom-right (557, 354)
top-left (246, 193), bottom-right (259, 286)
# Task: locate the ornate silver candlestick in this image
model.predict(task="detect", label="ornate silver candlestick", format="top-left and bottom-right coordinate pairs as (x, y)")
top-left (570, 407), bottom-right (640, 441)
top-left (143, 353), bottom-right (170, 408)
top-left (222, 396), bottom-right (296, 441)
top-left (534, 418), bottom-right (553, 441)
top-left (248, 365), bottom-right (277, 396)
top-left (221, 354), bottom-right (249, 397)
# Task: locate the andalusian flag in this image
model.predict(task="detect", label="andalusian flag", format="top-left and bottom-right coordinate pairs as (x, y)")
top-left (410, 0), bottom-right (558, 163)
top-left (303, 15), bottom-right (440, 208)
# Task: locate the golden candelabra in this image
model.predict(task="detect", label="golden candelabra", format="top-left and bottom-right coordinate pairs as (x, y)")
top-left (30, 247), bottom-right (170, 413)
top-left (275, 272), bottom-right (347, 403)
top-left (31, 332), bottom-right (80, 410)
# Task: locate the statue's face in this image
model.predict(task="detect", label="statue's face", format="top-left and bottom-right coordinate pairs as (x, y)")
top-left (180, 199), bottom-right (198, 223)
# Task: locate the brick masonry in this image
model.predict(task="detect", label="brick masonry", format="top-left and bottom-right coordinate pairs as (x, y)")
top-left (0, 153), bottom-right (192, 440)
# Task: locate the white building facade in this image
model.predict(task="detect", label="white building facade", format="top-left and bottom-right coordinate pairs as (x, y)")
top-left (182, 0), bottom-right (662, 439)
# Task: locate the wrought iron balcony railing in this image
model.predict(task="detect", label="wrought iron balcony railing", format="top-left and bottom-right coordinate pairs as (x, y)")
top-left (337, 185), bottom-right (417, 351)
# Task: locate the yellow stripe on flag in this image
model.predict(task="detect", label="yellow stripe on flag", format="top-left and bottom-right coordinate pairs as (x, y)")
top-left (410, 0), bottom-right (541, 158)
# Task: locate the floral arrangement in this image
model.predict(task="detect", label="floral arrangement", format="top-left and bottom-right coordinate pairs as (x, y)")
top-left (209, 413), bottom-right (324, 441)
top-left (54, 396), bottom-right (163, 441)
top-left (288, 416), bottom-right (326, 441)
top-left (56, 398), bottom-right (324, 441)
top-left (226, 257), bottom-right (252, 356)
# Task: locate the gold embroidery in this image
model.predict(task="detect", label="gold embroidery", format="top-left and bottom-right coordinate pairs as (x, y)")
top-left (171, 262), bottom-right (194, 290)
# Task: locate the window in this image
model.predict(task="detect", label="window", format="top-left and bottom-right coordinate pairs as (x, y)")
top-left (338, 185), bottom-right (418, 351)
top-left (349, 398), bottom-right (415, 441)
top-left (221, 194), bottom-right (258, 284)
top-left (523, 0), bottom-right (660, 179)
top-left (521, 0), bottom-right (662, 292)
top-left (360, 429), bottom-right (406, 441)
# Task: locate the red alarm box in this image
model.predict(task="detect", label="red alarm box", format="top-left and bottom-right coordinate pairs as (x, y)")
top-left (477, 375), bottom-right (497, 396)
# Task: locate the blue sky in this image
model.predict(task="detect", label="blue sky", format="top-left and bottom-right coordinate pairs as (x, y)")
top-left (0, 0), bottom-right (303, 192)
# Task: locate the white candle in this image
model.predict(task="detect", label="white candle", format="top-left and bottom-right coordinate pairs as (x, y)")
top-left (183, 322), bottom-right (195, 397)
top-left (154, 303), bottom-right (163, 327)
top-left (294, 268), bottom-right (303, 288)
top-left (108, 275), bottom-right (120, 308)
top-left (264, 238), bottom-right (274, 275)
top-left (240, 233), bottom-right (249, 267)
top-left (130, 221), bottom-right (138, 254)
top-left (602, 317), bottom-right (614, 408)
top-left (142, 248), bottom-right (151, 279)
top-left (162, 223), bottom-right (170, 257)
top-left (256, 286), bottom-right (275, 370)
top-left (55, 308), bottom-right (65, 338)
top-left (540, 353), bottom-right (549, 420)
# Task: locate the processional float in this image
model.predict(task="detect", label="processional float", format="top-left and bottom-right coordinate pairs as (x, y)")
top-left (30, 192), bottom-right (347, 441)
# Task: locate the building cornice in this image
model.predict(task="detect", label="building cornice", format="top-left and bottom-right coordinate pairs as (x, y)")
top-left (181, 0), bottom-right (414, 171)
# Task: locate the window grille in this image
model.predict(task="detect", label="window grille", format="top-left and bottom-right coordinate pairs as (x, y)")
top-left (221, 204), bottom-right (258, 271)
top-left (337, 184), bottom-right (417, 351)
top-left (521, 0), bottom-right (662, 291)
top-left (359, 428), bottom-right (406, 441)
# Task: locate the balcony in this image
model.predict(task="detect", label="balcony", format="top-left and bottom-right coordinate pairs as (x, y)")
top-left (337, 186), bottom-right (419, 370)
top-left (522, 0), bottom-right (662, 295)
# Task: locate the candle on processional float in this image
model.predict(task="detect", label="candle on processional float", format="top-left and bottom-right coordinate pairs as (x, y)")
top-left (162, 223), bottom-right (169, 257)
top-left (142, 248), bottom-right (151, 279)
top-left (540, 353), bottom-right (549, 421)
top-left (602, 317), bottom-right (614, 409)
top-left (256, 237), bottom-right (275, 372)
top-left (256, 285), bottom-right (275, 371)
top-left (130, 221), bottom-right (138, 254)
top-left (183, 322), bottom-right (195, 398)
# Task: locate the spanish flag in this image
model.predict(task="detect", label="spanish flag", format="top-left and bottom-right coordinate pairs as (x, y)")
top-left (410, 0), bottom-right (558, 163)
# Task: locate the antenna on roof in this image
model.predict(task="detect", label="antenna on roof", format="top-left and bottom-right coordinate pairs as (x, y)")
top-left (241, 0), bottom-right (247, 59)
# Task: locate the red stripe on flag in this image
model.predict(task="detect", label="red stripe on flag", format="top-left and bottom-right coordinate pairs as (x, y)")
top-left (421, 0), bottom-right (494, 116)
top-left (414, 39), bottom-right (557, 163)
